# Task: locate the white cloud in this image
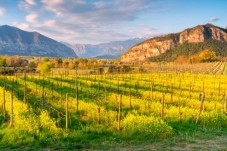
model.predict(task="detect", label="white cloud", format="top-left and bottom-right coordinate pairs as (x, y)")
top-left (210, 17), bottom-right (220, 22)
top-left (18, 0), bottom-right (36, 11)
top-left (18, 1), bottom-right (31, 11)
top-left (41, 0), bottom-right (64, 16)
top-left (16, 0), bottom-right (164, 44)
top-left (25, 12), bottom-right (38, 23)
top-left (93, 1), bottom-right (107, 8)
top-left (25, 0), bottom-right (36, 6)
top-left (0, 7), bottom-right (6, 16)
top-left (42, 19), bottom-right (56, 27)
top-left (12, 22), bottom-right (30, 30)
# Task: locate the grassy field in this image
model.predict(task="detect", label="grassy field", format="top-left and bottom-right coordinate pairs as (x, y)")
top-left (0, 63), bottom-right (227, 150)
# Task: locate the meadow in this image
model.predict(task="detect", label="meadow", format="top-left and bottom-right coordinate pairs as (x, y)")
top-left (0, 62), bottom-right (227, 150)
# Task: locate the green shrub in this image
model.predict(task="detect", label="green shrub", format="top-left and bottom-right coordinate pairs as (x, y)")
top-left (121, 114), bottom-right (173, 138)
top-left (200, 111), bottom-right (227, 128)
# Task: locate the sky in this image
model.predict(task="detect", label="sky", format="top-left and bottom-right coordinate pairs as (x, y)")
top-left (0, 0), bottom-right (226, 44)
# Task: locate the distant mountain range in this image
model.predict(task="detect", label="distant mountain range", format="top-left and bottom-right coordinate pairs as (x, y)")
top-left (119, 24), bottom-right (227, 62)
top-left (64, 38), bottom-right (146, 59)
top-left (0, 25), bottom-right (77, 58)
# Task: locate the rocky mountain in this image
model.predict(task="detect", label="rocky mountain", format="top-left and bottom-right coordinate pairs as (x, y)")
top-left (119, 24), bottom-right (227, 62)
top-left (0, 25), bottom-right (77, 58)
top-left (65, 38), bottom-right (146, 59)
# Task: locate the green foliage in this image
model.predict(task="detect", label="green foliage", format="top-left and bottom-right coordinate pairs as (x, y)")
top-left (121, 114), bottom-right (173, 138)
top-left (38, 62), bottom-right (52, 73)
top-left (108, 65), bottom-right (132, 73)
top-left (0, 57), bottom-right (7, 67)
top-left (200, 111), bottom-right (227, 128)
top-left (197, 49), bottom-right (217, 62)
top-left (28, 61), bottom-right (37, 68)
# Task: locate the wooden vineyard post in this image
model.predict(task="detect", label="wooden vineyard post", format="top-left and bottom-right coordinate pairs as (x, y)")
top-left (97, 107), bottom-right (101, 124)
top-left (65, 93), bottom-right (69, 129)
top-left (226, 94), bottom-right (227, 112)
top-left (9, 80), bottom-right (14, 128)
top-left (170, 93), bottom-right (173, 104)
top-left (222, 92), bottom-right (225, 114)
top-left (35, 78), bottom-right (37, 96)
top-left (189, 81), bottom-right (192, 99)
top-left (9, 92), bottom-right (14, 128)
top-left (177, 95), bottom-right (182, 122)
top-left (42, 75), bottom-right (45, 109)
top-left (118, 94), bottom-right (122, 131)
top-left (179, 78), bottom-right (181, 90)
top-left (42, 92), bottom-right (46, 109)
top-left (75, 70), bottom-right (79, 113)
top-left (61, 74), bottom-right (64, 107)
top-left (109, 75), bottom-right (112, 90)
top-left (124, 80), bottom-right (126, 95)
top-left (3, 79), bottom-right (6, 120)
top-left (86, 90), bottom-right (89, 103)
top-left (113, 95), bottom-right (117, 111)
top-left (161, 93), bottom-right (165, 120)
top-left (196, 93), bottom-right (205, 124)
top-left (202, 81), bottom-right (204, 92)
top-left (151, 82), bottom-right (154, 100)
top-left (51, 82), bottom-right (54, 102)
top-left (130, 75), bottom-right (132, 108)
top-left (23, 72), bottom-right (27, 103)
top-left (219, 81), bottom-right (221, 96)
top-left (130, 86), bottom-right (132, 109)
top-left (153, 81), bottom-right (155, 99)
top-left (76, 87), bottom-right (79, 113)
top-left (118, 78), bottom-right (119, 93)
top-left (58, 112), bottom-right (62, 128)
top-left (104, 86), bottom-right (107, 107)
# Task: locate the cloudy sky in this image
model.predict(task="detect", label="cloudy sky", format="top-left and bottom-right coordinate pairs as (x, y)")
top-left (0, 0), bottom-right (226, 44)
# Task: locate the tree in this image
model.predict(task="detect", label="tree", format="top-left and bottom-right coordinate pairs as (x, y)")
top-left (122, 65), bottom-right (132, 73)
top-left (198, 49), bottom-right (217, 62)
top-left (63, 61), bottom-right (69, 68)
top-left (174, 56), bottom-right (189, 64)
top-left (0, 57), bottom-right (7, 67)
top-left (53, 58), bottom-right (63, 68)
top-left (38, 62), bottom-right (52, 73)
top-left (28, 61), bottom-right (37, 68)
top-left (108, 65), bottom-right (116, 73)
top-left (68, 61), bottom-right (75, 69)
top-left (43, 58), bottom-right (50, 62)
top-left (99, 67), bottom-right (104, 74)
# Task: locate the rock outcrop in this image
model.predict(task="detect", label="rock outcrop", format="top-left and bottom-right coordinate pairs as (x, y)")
top-left (119, 24), bottom-right (227, 62)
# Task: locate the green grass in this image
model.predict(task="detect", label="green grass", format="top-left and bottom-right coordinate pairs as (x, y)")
top-left (0, 125), bottom-right (226, 150)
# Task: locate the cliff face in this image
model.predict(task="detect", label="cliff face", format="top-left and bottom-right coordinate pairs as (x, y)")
top-left (119, 24), bottom-right (227, 62)
top-left (179, 24), bottom-right (227, 44)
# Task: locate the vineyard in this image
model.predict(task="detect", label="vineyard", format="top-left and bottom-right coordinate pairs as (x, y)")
top-left (0, 62), bottom-right (227, 150)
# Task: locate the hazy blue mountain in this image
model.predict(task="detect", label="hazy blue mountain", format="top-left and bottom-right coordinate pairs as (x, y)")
top-left (0, 25), bottom-right (77, 57)
top-left (64, 38), bottom-right (146, 59)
